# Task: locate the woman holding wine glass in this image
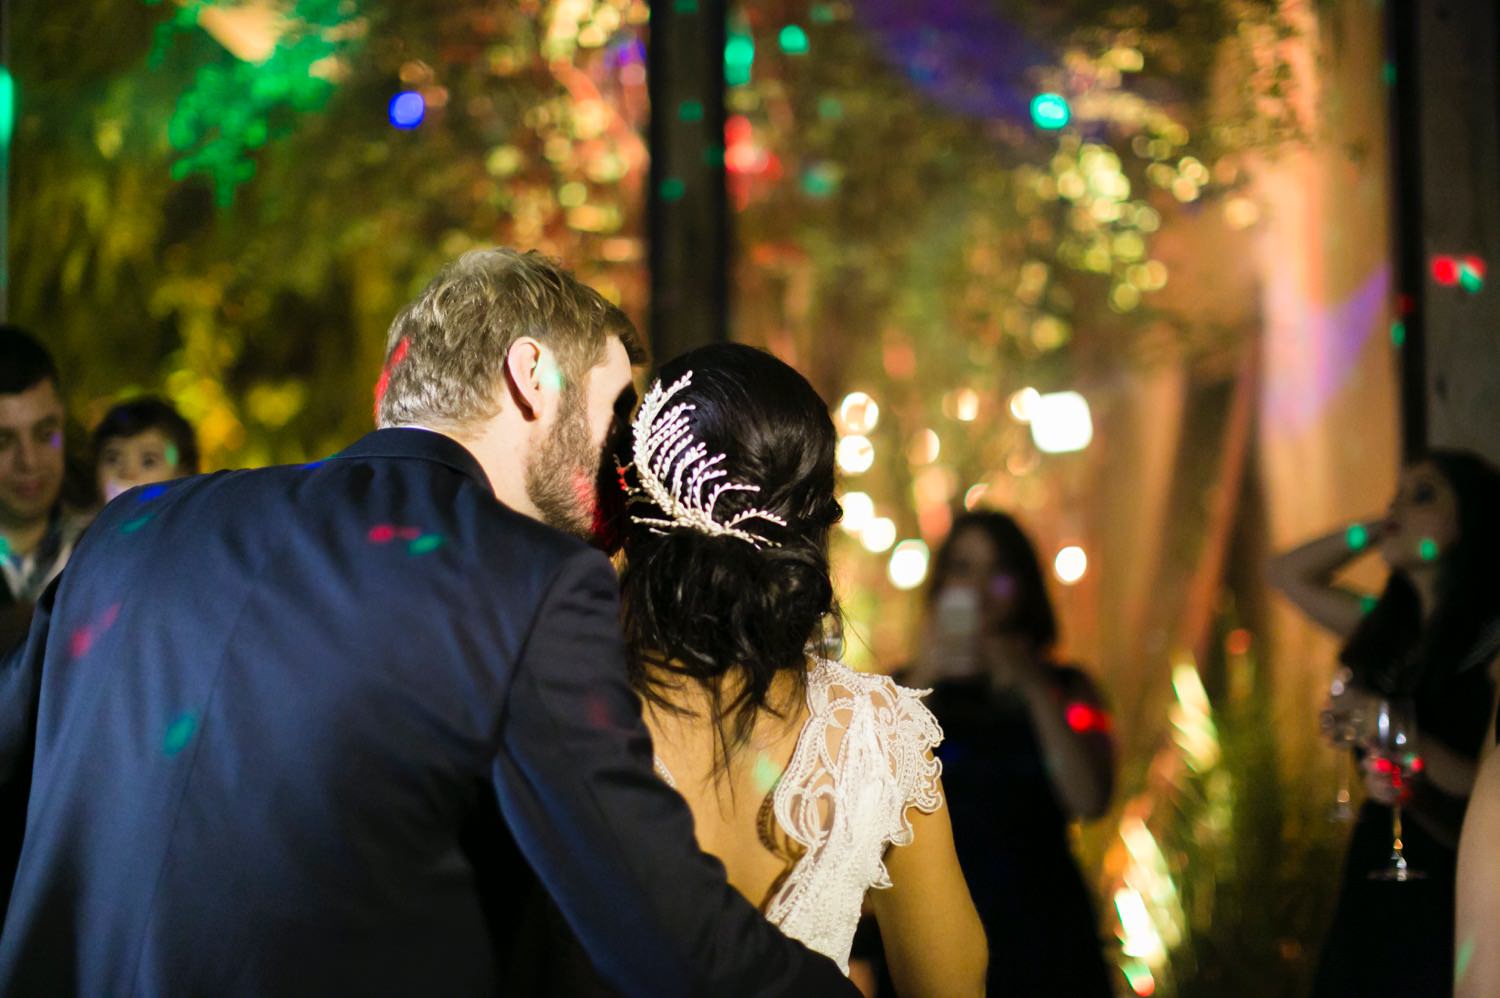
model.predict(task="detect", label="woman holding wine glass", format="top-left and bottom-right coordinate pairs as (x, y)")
top-left (1270, 450), bottom-right (1500, 997)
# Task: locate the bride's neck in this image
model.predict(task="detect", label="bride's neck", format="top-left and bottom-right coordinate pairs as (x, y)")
top-left (640, 659), bottom-right (804, 732)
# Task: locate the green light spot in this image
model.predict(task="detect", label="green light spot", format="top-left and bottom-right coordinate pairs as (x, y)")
top-left (0, 68), bottom-right (14, 148)
top-left (1345, 523), bottom-right (1370, 551)
top-left (1390, 320), bottom-right (1406, 347)
top-left (1360, 594), bottom-right (1379, 615)
top-left (673, 0), bottom-right (698, 11)
top-left (0, 536), bottom-right (10, 562)
top-left (659, 177), bottom-right (686, 202)
top-left (810, 3), bottom-right (836, 23)
top-left (752, 753), bottom-right (782, 793)
top-left (164, 713), bottom-right (197, 756)
top-left (1419, 537), bottom-right (1439, 562)
top-left (678, 99), bottom-right (704, 123)
top-left (1030, 93), bottom-right (1071, 130)
top-left (165, 444), bottom-right (181, 468)
top-left (778, 25), bottom-right (809, 55)
top-left (818, 96), bottom-right (843, 121)
top-left (408, 534), bottom-right (445, 556)
top-left (802, 165), bottom-right (838, 198)
top-left (121, 515), bottom-right (154, 534)
top-left (1459, 265), bottom-right (1484, 294)
top-left (725, 32), bottom-right (755, 87)
top-left (1458, 937), bottom-right (1476, 982)
top-left (1382, 61), bottom-right (1396, 86)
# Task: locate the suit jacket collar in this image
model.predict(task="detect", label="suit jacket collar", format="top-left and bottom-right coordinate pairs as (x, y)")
top-left (331, 428), bottom-right (493, 494)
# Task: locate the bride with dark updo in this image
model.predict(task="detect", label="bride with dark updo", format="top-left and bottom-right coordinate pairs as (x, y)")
top-left (611, 343), bottom-right (986, 996)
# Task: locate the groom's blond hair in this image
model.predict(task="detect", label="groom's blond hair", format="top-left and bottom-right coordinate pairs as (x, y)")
top-left (375, 248), bottom-right (646, 430)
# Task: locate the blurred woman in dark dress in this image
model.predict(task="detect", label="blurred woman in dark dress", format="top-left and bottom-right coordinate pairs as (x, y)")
top-left (1270, 450), bottom-right (1500, 998)
top-left (857, 510), bottom-right (1115, 997)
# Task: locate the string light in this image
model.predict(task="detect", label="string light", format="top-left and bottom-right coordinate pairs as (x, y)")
top-left (838, 392), bottom-right (880, 434)
top-left (840, 491), bottom-right (875, 533)
top-left (860, 517), bottom-right (896, 553)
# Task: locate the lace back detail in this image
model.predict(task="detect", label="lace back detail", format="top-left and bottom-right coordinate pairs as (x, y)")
top-left (763, 660), bottom-right (944, 973)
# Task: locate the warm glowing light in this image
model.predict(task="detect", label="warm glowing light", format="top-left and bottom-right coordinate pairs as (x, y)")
top-left (888, 540), bottom-right (930, 590)
top-left (860, 517), bottom-right (897, 553)
top-left (1225, 628), bottom-right (1252, 656)
top-left (840, 491), bottom-right (875, 534)
top-left (908, 429), bottom-right (941, 465)
top-left (1114, 887), bottom-right (1165, 962)
top-left (952, 388), bottom-right (980, 422)
top-left (836, 435), bottom-right (875, 474)
top-left (1054, 545), bottom-right (1087, 584)
top-left (963, 484), bottom-right (988, 510)
top-left (839, 392), bottom-right (880, 434)
top-left (1009, 387), bottom-right (1041, 422)
top-left (1030, 391), bottom-right (1093, 453)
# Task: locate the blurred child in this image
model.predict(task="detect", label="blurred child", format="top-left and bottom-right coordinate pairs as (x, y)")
top-left (93, 397), bottom-right (199, 504)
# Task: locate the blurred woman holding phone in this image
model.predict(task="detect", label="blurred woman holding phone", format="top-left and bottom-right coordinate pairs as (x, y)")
top-left (904, 510), bottom-right (1116, 996)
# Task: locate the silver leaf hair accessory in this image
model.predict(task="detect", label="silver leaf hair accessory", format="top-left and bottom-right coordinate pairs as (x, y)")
top-left (621, 370), bottom-right (787, 549)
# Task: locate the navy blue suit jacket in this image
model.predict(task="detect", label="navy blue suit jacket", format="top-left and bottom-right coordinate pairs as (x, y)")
top-left (0, 429), bottom-right (852, 996)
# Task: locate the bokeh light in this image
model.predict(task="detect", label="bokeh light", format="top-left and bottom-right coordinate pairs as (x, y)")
top-left (1030, 93), bottom-right (1071, 130)
top-left (1030, 391), bottom-right (1094, 453)
top-left (388, 91), bottom-right (425, 129)
top-left (840, 490), bottom-right (875, 533)
top-left (1009, 387), bottom-right (1041, 422)
top-left (860, 517), bottom-right (897, 553)
top-left (838, 391), bottom-right (880, 434)
top-left (888, 540), bottom-right (930, 590)
top-left (1054, 544), bottom-right (1088, 584)
top-left (836, 434), bottom-right (876, 474)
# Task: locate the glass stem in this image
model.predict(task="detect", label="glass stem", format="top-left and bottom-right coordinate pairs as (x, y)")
top-left (1392, 806), bottom-right (1407, 874)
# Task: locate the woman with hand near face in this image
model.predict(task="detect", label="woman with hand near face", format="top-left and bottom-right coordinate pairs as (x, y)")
top-left (1270, 450), bottom-right (1500, 998)
top-left (883, 510), bottom-right (1116, 998)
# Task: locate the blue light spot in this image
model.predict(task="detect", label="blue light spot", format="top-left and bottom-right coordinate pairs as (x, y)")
top-left (389, 91), bottom-right (426, 129)
top-left (137, 483), bottom-right (169, 503)
top-left (164, 713), bottom-right (197, 756)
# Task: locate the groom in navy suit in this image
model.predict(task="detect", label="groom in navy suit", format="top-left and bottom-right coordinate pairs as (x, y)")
top-left (0, 249), bottom-right (854, 996)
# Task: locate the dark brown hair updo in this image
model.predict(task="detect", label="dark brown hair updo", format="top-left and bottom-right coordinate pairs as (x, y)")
top-left (613, 343), bottom-right (841, 768)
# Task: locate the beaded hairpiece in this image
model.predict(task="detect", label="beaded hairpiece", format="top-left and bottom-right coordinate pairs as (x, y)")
top-left (620, 370), bottom-right (787, 549)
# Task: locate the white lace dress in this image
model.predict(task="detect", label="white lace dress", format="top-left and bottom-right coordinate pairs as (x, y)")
top-left (659, 659), bottom-right (945, 973)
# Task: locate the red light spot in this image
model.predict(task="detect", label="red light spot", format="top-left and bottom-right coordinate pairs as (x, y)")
top-left (1066, 702), bottom-right (1112, 734)
top-left (725, 115), bottom-right (753, 145)
top-left (1225, 628), bottom-right (1252, 656)
top-left (99, 603), bottom-right (121, 629)
top-left (368, 525), bottom-right (396, 544)
top-left (1432, 256), bottom-right (1460, 285)
top-left (1409, 755), bottom-right (1424, 773)
top-left (1374, 756), bottom-right (1394, 774)
top-left (1463, 256), bottom-right (1487, 280)
top-left (69, 628), bottom-right (94, 659)
top-left (372, 336), bottom-right (412, 419)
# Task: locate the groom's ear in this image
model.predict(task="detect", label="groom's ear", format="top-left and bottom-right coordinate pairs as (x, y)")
top-left (502, 338), bottom-right (548, 422)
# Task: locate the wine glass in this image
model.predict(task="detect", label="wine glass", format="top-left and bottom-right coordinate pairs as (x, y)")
top-left (1365, 696), bottom-right (1424, 881)
top-left (1320, 667), bottom-right (1362, 822)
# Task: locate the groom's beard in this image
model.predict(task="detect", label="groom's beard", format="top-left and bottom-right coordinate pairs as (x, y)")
top-left (525, 385), bottom-right (600, 542)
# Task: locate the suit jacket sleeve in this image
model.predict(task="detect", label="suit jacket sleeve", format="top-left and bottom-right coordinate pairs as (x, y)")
top-left (0, 577), bottom-right (53, 919)
top-left (490, 548), bottom-right (856, 998)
